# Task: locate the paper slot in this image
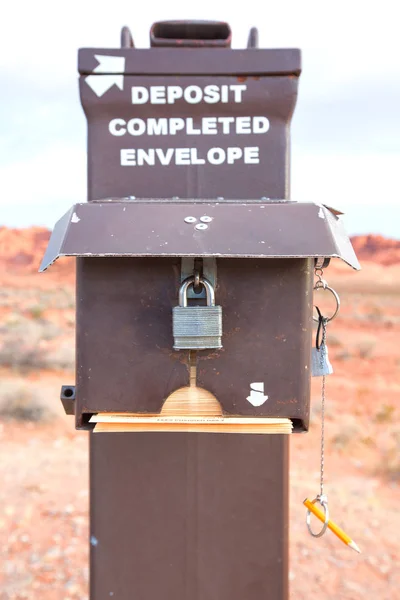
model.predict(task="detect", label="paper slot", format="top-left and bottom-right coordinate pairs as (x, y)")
top-left (89, 413), bottom-right (293, 434)
top-left (89, 380), bottom-right (293, 434)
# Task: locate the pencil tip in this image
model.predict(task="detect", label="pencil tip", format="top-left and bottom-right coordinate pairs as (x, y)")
top-left (349, 540), bottom-right (361, 554)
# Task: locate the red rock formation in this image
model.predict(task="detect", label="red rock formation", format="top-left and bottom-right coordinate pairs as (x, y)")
top-left (0, 228), bottom-right (399, 281)
top-left (350, 235), bottom-right (400, 266)
top-left (0, 227), bottom-right (74, 280)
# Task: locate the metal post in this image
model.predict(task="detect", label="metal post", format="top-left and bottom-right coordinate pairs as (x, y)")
top-left (82, 22), bottom-right (296, 600)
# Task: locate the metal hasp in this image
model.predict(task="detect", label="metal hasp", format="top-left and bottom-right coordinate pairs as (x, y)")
top-left (173, 277), bottom-right (223, 349)
top-left (41, 20), bottom-right (358, 600)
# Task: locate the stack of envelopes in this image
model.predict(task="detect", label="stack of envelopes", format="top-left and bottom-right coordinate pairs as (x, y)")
top-left (90, 376), bottom-right (292, 434)
top-left (90, 413), bottom-right (292, 434)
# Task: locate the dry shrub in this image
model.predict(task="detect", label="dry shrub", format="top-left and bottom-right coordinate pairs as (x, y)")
top-left (360, 435), bottom-right (376, 448)
top-left (309, 398), bottom-right (335, 425)
top-left (0, 339), bottom-right (75, 373)
top-left (335, 349), bottom-right (352, 361)
top-left (0, 288), bottom-right (14, 308)
top-left (28, 304), bottom-right (46, 320)
top-left (38, 287), bottom-right (75, 310)
top-left (356, 386), bottom-right (370, 401)
top-left (0, 380), bottom-right (54, 422)
top-left (375, 428), bottom-right (400, 481)
top-left (366, 305), bottom-right (385, 323)
top-left (0, 338), bottom-right (48, 372)
top-left (330, 417), bottom-right (362, 450)
top-left (356, 335), bottom-right (377, 359)
top-left (66, 314), bottom-right (76, 328)
top-left (44, 342), bottom-right (75, 371)
top-left (2, 314), bottom-right (61, 340)
top-left (0, 316), bottom-right (73, 373)
top-left (374, 404), bottom-right (396, 424)
top-left (326, 333), bottom-right (342, 347)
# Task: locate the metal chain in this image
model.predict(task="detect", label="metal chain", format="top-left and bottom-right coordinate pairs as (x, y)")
top-left (319, 318), bottom-right (328, 499)
top-left (306, 309), bottom-right (329, 537)
top-left (306, 266), bottom-right (338, 537)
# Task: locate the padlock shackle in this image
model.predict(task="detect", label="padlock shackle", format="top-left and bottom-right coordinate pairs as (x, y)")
top-left (179, 277), bottom-right (215, 307)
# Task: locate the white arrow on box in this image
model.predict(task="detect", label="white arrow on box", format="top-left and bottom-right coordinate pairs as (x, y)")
top-left (246, 382), bottom-right (269, 407)
top-left (85, 55), bottom-right (125, 97)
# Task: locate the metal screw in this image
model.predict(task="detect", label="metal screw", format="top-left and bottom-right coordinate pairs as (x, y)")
top-left (184, 216), bottom-right (197, 224)
top-left (195, 223), bottom-right (208, 231)
top-left (200, 216), bottom-right (213, 223)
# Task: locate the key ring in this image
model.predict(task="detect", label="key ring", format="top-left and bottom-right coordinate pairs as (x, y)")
top-left (306, 495), bottom-right (329, 537)
top-left (313, 284), bottom-right (340, 323)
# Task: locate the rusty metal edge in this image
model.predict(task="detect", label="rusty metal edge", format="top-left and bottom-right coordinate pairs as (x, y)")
top-left (39, 205), bottom-right (75, 272)
top-left (319, 205), bottom-right (361, 270)
top-left (78, 48), bottom-right (301, 76)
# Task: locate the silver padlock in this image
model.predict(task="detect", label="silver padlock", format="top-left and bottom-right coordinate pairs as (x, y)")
top-left (173, 277), bottom-right (222, 350)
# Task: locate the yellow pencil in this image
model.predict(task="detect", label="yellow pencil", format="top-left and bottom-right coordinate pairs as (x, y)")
top-left (303, 498), bottom-right (361, 553)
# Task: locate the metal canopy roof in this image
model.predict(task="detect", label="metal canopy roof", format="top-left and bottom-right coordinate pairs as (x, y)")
top-left (39, 200), bottom-right (360, 272)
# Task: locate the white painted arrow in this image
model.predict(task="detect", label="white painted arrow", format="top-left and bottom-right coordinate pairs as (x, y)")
top-left (85, 55), bottom-right (125, 97)
top-left (85, 74), bottom-right (123, 97)
top-left (246, 382), bottom-right (269, 407)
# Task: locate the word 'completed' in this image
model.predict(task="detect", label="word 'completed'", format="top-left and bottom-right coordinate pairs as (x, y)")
top-left (109, 116), bottom-right (270, 137)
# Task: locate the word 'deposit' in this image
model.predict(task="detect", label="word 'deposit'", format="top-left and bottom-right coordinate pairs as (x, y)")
top-left (131, 84), bottom-right (248, 105)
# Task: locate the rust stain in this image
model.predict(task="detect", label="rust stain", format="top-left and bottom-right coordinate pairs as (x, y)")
top-left (224, 326), bottom-right (241, 338)
top-left (275, 333), bottom-right (287, 341)
top-left (199, 349), bottom-right (225, 361)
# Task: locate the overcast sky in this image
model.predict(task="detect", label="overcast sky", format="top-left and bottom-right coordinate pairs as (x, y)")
top-left (1, 0), bottom-right (399, 237)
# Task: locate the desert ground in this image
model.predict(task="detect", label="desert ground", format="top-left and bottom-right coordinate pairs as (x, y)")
top-left (0, 229), bottom-right (399, 599)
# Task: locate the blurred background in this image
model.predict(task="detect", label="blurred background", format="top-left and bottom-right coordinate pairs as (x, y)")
top-left (0, 1), bottom-right (399, 598)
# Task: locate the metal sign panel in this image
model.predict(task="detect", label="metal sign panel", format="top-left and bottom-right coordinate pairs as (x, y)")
top-left (79, 63), bottom-right (299, 200)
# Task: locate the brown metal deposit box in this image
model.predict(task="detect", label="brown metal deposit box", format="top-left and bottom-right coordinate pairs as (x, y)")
top-left (41, 21), bottom-right (359, 600)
